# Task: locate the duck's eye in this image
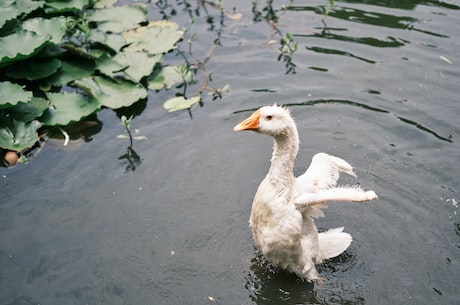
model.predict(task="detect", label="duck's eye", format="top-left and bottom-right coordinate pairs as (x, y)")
top-left (265, 115), bottom-right (273, 121)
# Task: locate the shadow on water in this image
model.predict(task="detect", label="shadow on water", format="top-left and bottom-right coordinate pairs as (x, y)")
top-left (244, 252), bottom-right (317, 305)
top-left (245, 250), bottom-right (366, 305)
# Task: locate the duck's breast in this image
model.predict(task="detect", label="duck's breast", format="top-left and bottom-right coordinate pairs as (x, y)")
top-left (250, 178), bottom-right (303, 266)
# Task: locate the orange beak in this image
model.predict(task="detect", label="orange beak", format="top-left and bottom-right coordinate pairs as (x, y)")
top-left (234, 109), bottom-right (261, 131)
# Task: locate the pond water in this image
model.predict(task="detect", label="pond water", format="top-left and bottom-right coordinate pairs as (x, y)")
top-left (1, 1), bottom-right (459, 304)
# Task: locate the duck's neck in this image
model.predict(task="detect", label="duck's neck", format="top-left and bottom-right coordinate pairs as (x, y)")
top-left (267, 128), bottom-right (299, 194)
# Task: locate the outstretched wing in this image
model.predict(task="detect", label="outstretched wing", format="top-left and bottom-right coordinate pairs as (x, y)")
top-left (295, 152), bottom-right (356, 194)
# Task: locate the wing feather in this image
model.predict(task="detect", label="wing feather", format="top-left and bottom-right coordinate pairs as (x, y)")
top-left (295, 152), bottom-right (356, 194)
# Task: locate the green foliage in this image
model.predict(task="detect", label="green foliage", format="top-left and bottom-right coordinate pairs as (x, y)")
top-left (122, 21), bottom-right (184, 54)
top-left (0, 118), bottom-right (42, 152)
top-left (0, 81), bottom-right (32, 108)
top-left (163, 96), bottom-right (202, 112)
top-left (41, 92), bottom-right (100, 126)
top-left (0, 0), bottom-right (187, 153)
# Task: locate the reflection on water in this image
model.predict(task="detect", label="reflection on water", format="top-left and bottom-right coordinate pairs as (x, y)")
top-left (245, 253), bottom-right (317, 304)
top-left (118, 147), bottom-right (142, 172)
top-left (306, 46), bottom-right (377, 63)
top-left (245, 250), bottom-right (367, 305)
top-left (236, 99), bottom-right (452, 143)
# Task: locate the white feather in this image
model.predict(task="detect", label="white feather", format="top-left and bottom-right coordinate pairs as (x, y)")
top-left (318, 227), bottom-right (352, 260)
top-left (235, 105), bottom-right (377, 282)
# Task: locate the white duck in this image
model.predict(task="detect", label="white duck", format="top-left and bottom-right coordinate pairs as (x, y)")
top-left (234, 105), bottom-right (377, 281)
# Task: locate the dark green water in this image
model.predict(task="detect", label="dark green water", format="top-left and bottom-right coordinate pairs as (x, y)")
top-left (1, 1), bottom-right (459, 304)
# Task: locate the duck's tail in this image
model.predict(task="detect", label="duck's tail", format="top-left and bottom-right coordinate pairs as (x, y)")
top-left (318, 227), bottom-right (352, 261)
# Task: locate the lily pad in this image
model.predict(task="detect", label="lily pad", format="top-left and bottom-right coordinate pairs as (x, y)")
top-left (163, 95), bottom-right (201, 112)
top-left (122, 20), bottom-right (184, 54)
top-left (0, 0), bottom-right (45, 29)
top-left (7, 58), bottom-right (62, 80)
top-left (92, 77), bottom-right (147, 108)
top-left (148, 65), bottom-right (191, 90)
top-left (88, 5), bottom-right (147, 33)
top-left (0, 117), bottom-right (42, 151)
top-left (44, 0), bottom-right (90, 13)
top-left (0, 81), bottom-right (33, 108)
top-left (23, 17), bottom-right (67, 44)
top-left (93, 0), bottom-right (117, 9)
top-left (42, 92), bottom-right (101, 126)
top-left (97, 52), bottom-right (162, 82)
top-left (7, 97), bottom-right (49, 122)
top-left (46, 57), bottom-right (95, 86)
top-left (88, 29), bottom-right (127, 52)
top-left (73, 77), bottom-right (147, 109)
top-left (0, 30), bottom-right (50, 66)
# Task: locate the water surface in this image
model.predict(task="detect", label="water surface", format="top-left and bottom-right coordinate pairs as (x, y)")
top-left (1, 1), bottom-right (459, 304)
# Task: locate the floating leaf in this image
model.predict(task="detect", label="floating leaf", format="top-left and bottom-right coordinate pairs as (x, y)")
top-left (147, 65), bottom-right (191, 90)
top-left (91, 77), bottom-right (147, 108)
top-left (0, 30), bottom-right (50, 67)
top-left (42, 92), bottom-right (101, 126)
top-left (23, 17), bottom-right (67, 44)
top-left (88, 5), bottom-right (147, 32)
top-left (0, 0), bottom-right (45, 29)
top-left (73, 77), bottom-right (147, 109)
top-left (95, 53), bottom-right (126, 78)
top-left (93, 0), bottom-right (117, 9)
top-left (7, 97), bottom-right (49, 122)
top-left (71, 78), bottom-right (103, 97)
top-left (44, 0), bottom-right (90, 13)
top-left (46, 58), bottom-right (95, 86)
top-left (226, 12), bottom-right (243, 20)
top-left (0, 117), bottom-right (42, 151)
top-left (122, 20), bottom-right (184, 54)
top-left (88, 29), bottom-right (126, 52)
top-left (0, 81), bottom-right (33, 108)
top-left (97, 52), bottom-right (162, 82)
top-left (163, 95), bottom-right (201, 112)
top-left (7, 58), bottom-right (61, 80)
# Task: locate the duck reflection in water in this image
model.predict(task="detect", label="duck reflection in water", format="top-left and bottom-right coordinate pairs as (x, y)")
top-left (245, 250), bottom-right (365, 305)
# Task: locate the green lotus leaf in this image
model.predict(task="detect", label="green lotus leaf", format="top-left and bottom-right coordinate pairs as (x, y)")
top-left (0, 0), bottom-right (45, 29)
top-left (0, 117), bottom-right (42, 151)
top-left (0, 30), bottom-right (51, 67)
top-left (88, 5), bottom-right (147, 33)
top-left (7, 58), bottom-right (62, 80)
top-left (94, 53), bottom-right (126, 78)
top-left (46, 58), bottom-right (95, 86)
top-left (163, 95), bottom-right (201, 112)
top-left (42, 92), bottom-right (101, 126)
top-left (97, 52), bottom-right (162, 82)
top-left (93, 0), bottom-right (117, 9)
top-left (0, 81), bottom-right (33, 109)
top-left (70, 78), bottom-right (103, 98)
top-left (88, 29), bottom-right (127, 52)
top-left (147, 65), bottom-right (191, 90)
top-left (7, 97), bottom-right (49, 122)
top-left (122, 20), bottom-right (184, 54)
top-left (44, 0), bottom-right (90, 13)
top-left (23, 17), bottom-right (67, 44)
top-left (91, 76), bottom-right (147, 108)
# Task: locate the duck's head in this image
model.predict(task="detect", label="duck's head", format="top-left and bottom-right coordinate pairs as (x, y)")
top-left (234, 105), bottom-right (296, 137)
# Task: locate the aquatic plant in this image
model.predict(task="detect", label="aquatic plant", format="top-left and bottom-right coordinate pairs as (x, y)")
top-left (0, 0), bottom-right (196, 159)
